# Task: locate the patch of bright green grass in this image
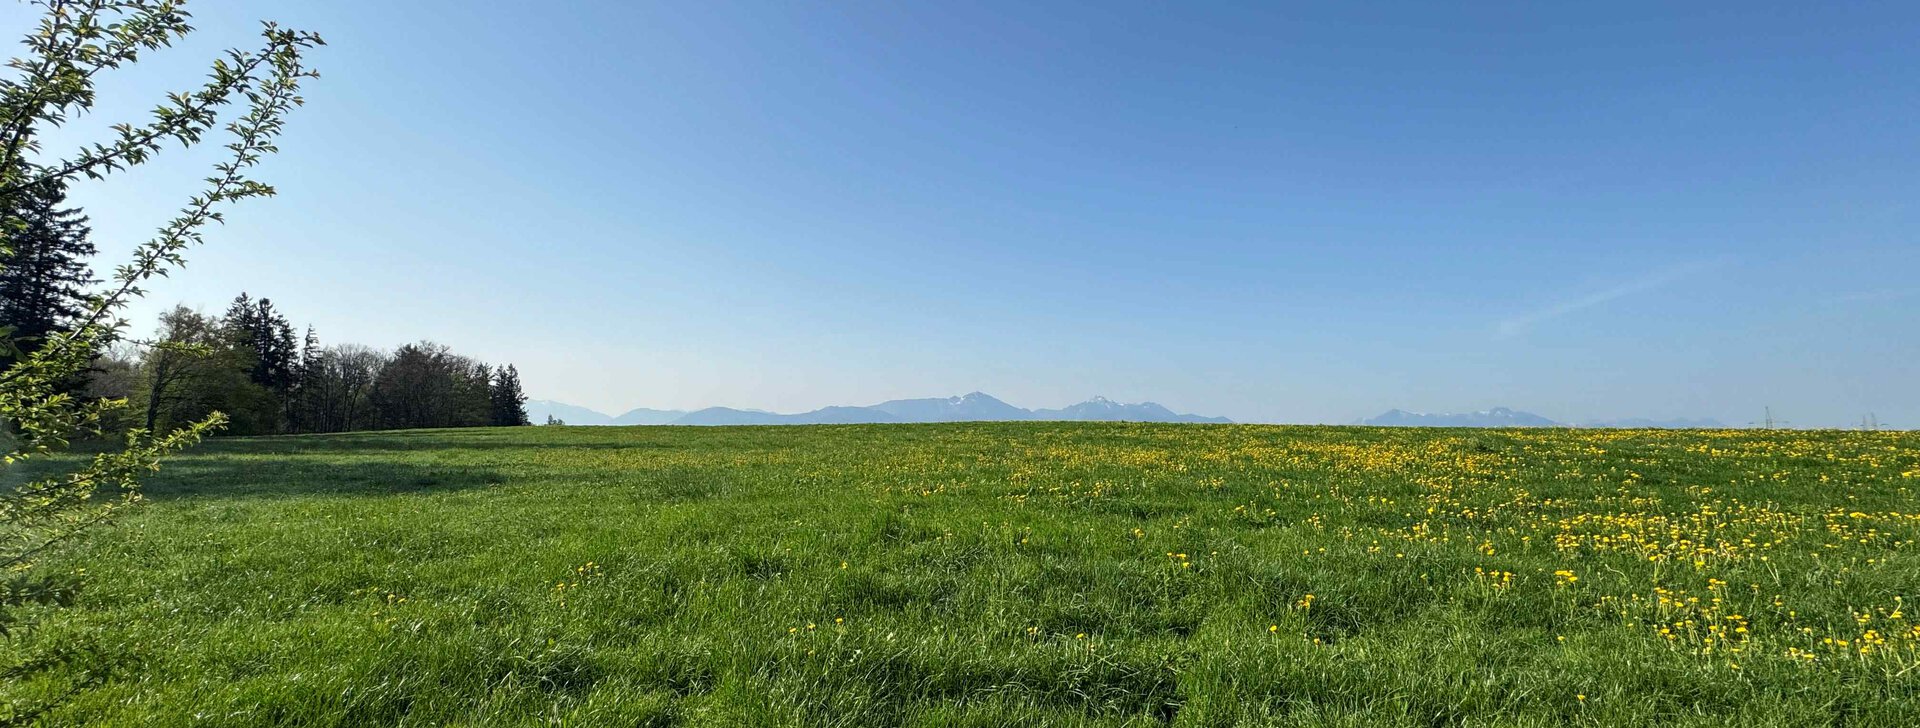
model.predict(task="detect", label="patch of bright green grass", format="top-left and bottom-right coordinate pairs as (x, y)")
top-left (7, 423), bottom-right (1920, 726)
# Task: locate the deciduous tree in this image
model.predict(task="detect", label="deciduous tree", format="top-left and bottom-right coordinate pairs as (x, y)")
top-left (0, 3), bottom-right (321, 717)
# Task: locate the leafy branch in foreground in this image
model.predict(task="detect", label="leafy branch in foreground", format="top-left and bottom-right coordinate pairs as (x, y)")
top-left (0, 0), bottom-right (320, 648)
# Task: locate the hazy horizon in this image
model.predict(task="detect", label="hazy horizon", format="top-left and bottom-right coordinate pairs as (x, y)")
top-left (520, 394), bottom-right (1789, 429)
top-left (15, 2), bottom-right (1916, 428)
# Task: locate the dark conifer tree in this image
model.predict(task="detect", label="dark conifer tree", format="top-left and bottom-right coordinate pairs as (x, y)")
top-left (490, 364), bottom-right (530, 426)
top-left (298, 326), bottom-right (320, 382)
top-left (221, 293), bottom-right (300, 392)
top-left (253, 298), bottom-right (299, 392)
top-left (0, 178), bottom-right (96, 365)
top-left (287, 325), bottom-right (320, 432)
top-left (222, 293), bottom-right (257, 334)
top-left (212, 293), bottom-right (301, 433)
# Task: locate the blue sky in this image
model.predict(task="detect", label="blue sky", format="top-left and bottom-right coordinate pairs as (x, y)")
top-left (13, 1), bottom-right (1918, 426)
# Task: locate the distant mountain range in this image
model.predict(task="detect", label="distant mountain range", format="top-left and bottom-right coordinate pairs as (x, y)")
top-left (1359, 407), bottom-right (1724, 429)
top-left (524, 400), bottom-right (618, 426)
top-left (1362, 407), bottom-right (1558, 428)
top-left (529, 393), bottom-right (1232, 427)
top-left (527, 398), bottom-right (1721, 429)
top-left (611, 407), bottom-right (687, 425)
top-left (523, 401), bottom-right (693, 426)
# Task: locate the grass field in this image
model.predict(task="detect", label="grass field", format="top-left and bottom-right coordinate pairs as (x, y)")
top-left (8, 423), bottom-right (1920, 726)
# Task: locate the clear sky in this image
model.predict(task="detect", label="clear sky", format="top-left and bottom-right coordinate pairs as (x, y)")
top-left (13, 1), bottom-right (1919, 426)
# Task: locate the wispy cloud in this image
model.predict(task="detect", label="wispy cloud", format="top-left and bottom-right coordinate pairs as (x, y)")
top-left (1496, 259), bottom-right (1721, 339)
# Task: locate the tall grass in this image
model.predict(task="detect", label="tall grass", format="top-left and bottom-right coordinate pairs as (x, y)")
top-left (5, 423), bottom-right (1917, 726)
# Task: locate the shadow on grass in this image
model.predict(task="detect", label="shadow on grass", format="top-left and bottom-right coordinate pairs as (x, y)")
top-left (204, 430), bottom-right (680, 453)
top-left (136, 456), bottom-right (510, 501)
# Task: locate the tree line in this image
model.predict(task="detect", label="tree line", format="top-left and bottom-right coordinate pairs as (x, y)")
top-left (6, 182), bottom-right (528, 437)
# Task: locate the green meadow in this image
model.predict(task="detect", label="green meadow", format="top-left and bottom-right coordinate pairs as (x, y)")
top-left (8, 423), bottom-right (1920, 726)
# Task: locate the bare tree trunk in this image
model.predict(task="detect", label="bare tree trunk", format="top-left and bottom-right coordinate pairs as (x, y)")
top-left (144, 358), bottom-right (172, 431)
